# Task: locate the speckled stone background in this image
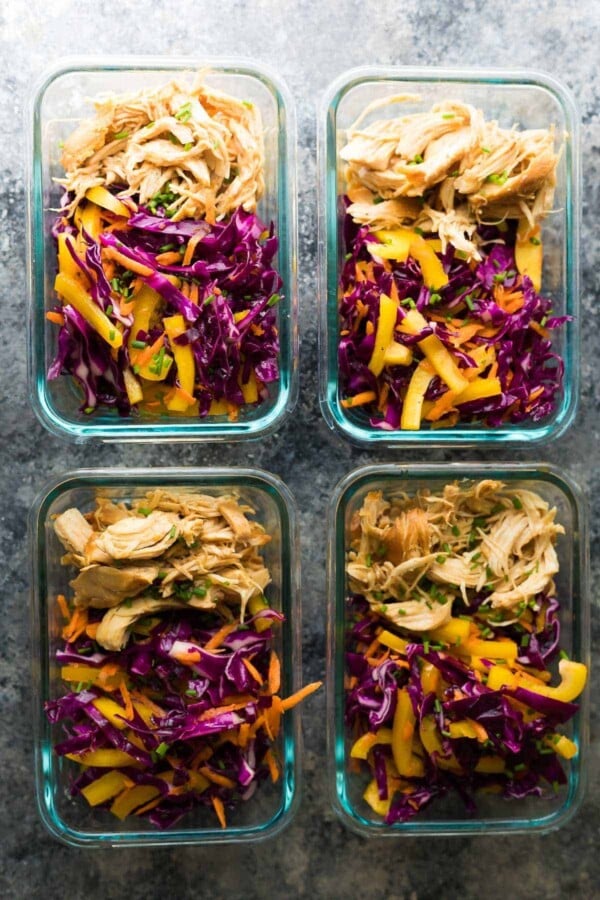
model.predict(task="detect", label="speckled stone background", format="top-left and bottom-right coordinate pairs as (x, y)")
top-left (1, 1), bottom-right (599, 897)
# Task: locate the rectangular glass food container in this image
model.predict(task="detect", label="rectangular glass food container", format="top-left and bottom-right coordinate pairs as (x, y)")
top-left (327, 463), bottom-right (589, 836)
top-left (30, 467), bottom-right (301, 847)
top-left (27, 57), bottom-right (297, 442)
top-left (318, 67), bottom-right (580, 446)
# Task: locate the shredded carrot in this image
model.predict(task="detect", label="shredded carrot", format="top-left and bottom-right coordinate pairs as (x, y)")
top-left (154, 251), bottom-right (181, 266)
top-left (204, 621), bottom-right (238, 652)
top-left (189, 282), bottom-right (200, 304)
top-left (212, 795), bottom-right (227, 829)
top-left (133, 333), bottom-right (165, 368)
top-left (264, 749), bottom-right (280, 783)
top-left (242, 656), bottom-right (264, 686)
top-left (85, 622), bottom-right (99, 639)
top-left (268, 650), bottom-right (281, 695)
top-left (280, 681), bottom-right (322, 712)
top-left (103, 246), bottom-right (153, 277)
top-left (182, 231), bottom-right (204, 267)
top-left (529, 320), bottom-right (550, 339)
top-left (199, 766), bottom-right (236, 790)
top-left (119, 681), bottom-right (135, 721)
top-left (363, 636), bottom-right (381, 658)
top-left (227, 402), bottom-right (239, 421)
top-left (46, 310), bottom-right (65, 326)
top-left (341, 390), bottom-right (377, 409)
top-left (238, 722), bottom-right (251, 749)
top-left (56, 593), bottom-right (70, 621)
top-left (425, 391), bottom-right (457, 422)
top-left (528, 386), bottom-right (545, 402)
top-left (377, 382), bottom-right (390, 412)
top-left (62, 608), bottom-right (88, 643)
top-left (129, 690), bottom-right (166, 718)
top-left (190, 746), bottom-right (214, 769)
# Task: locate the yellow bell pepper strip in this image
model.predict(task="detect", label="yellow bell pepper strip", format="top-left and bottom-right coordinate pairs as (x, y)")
top-left (378, 630), bottom-right (408, 654)
top-left (420, 661), bottom-right (441, 696)
top-left (383, 341), bottom-right (413, 367)
top-left (65, 748), bottom-right (141, 768)
top-left (123, 368), bottom-right (143, 405)
top-left (137, 351), bottom-right (173, 382)
top-left (350, 727), bottom-right (393, 759)
top-left (515, 220), bottom-right (542, 292)
top-left (399, 309), bottom-right (469, 395)
top-left (367, 227), bottom-right (414, 261)
top-left (419, 715), bottom-right (462, 772)
top-left (80, 201), bottom-right (103, 240)
top-left (341, 390), bottom-right (377, 409)
top-left (486, 664), bottom-right (517, 691)
top-left (460, 636), bottom-right (519, 660)
top-left (363, 778), bottom-right (393, 817)
top-left (392, 689), bottom-right (418, 776)
top-left (110, 785), bottom-right (162, 820)
top-left (427, 617), bottom-right (471, 646)
top-left (516, 659), bottom-right (587, 703)
top-left (475, 755), bottom-right (506, 774)
top-left (368, 294), bottom-right (399, 376)
top-left (164, 314), bottom-right (195, 411)
top-left (248, 594), bottom-right (273, 633)
top-left (57, 233), bottom-right (85, 282)
top-left (81, 770), bottom-right (134, 807)
top-left (448, 719), bottom-right (488, 743)
top-left (408, 235), bottom-right (449, 290)
top-left (85, 185), bottom-right (130, 218)
top-left (548, 734), bottom-right (578, 760)
top-left (239, 369), bottom-right (259, 404)
top-left (92, 696), bottom-right (132, 730)
top-left (54, 272), bottom-right (123, 349)
top-left (60, 664), bottom-right (103, 684)
top-left (208, 398), bottom-right (230, 416)
top-left (401, 360), bottom-right (435, 430)
top-left (455, 377), bottom-right (502, 405)
top-left (128, 285), bottom-right (161, 351)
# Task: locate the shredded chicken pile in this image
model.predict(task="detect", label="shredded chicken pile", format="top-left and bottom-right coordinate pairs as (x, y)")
top-left (53, 490), bottom-right (271, 651)
top-left (346, 479), bottom-right (564, 632)
top-left (58, 72), bottom-right (265, 222)
top-left (340, 95), bottom-right (559, 260)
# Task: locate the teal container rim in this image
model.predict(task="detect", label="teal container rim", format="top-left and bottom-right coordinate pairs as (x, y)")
top-left (27, 56), bottom-right (298, 443)
top-left (317, 65), bottom-right (581, 446)
top-left (326, 462), bottom-right (590, 836)
top-left (30, 466), bottom-right (302, 847)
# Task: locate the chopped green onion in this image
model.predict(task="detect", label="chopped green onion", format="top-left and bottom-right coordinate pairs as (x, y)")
top-left (113, 130), bottom-right (129, 140)
top-left (512, 496), bottom-right (523, 510)
top-left (131, 339), bottom-right (147, 350)
top-left (486, 171), bottom-right (508, 185)
top-left (168, 525), bottom-right (177, 539)
top-left (530, 236), bottom-right (541, 245)
top-left (267, 293), bottom-right (281, 307)
top-left (137, 507), bottom-right (152, 517)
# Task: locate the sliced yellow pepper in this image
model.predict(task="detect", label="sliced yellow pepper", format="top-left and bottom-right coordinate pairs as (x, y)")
top-left (515, 220), bottom-right (542, 292)
top-left (427, 617), bottom-right (471, 646)
top-left (55, 272), bottom-right (122, 349)
top-left (85, 185), bottom-right (130, 218)
top-left (460, 637), bottom-right (518, 660)
top-left (475, 755), bottom-right (505, 774)
top-left (110, 785), bottom-right (162, 820)
top-left (383, 341), bottom-right (412, 367)
top-left (399, 309), bottom-right (468, 395)
top-left (368, 294), bottom-right (399, 377)
top-left (378, 630), bottom-right (408, 654)
top-left (409, 235), bottom-right (449, 290)
top-left (362, 778), bottom-right (392, 817)
top-left (240, 369), bottom-right (259, 404)
top-left (65, 749), bottom-right (140, 768)
top-left (80, 201), bottom-right (103, 240)
top-left (368, 228), bottom-right (413, 262)
top-left (420, 661), bottom-right (441, 696)
top-left (92, 696), bottom-right (131, 730)
top-left (518, 659), bottom-right (587, 704)
top-left (350, 727), bottom-right (393, 760)
top-left (448, 720), bottom-right (479, 740)
top-left (548, 734), bottom-right (578, 759)
top-left (208, 398), bottom-right (230, 416)
top-left (81, 770), bottom-right (133, 807)
top-left (123, 368), bottom-right (143, 405)
top-left (57, 233), bottom-right (84, 281)
top-left (128, 285), bottom-right (161, 350)
top-left (419, 715), bottom-right (462, 772)
top-left (486, 664), bottom-right (517, 691)
top-left (455, 377), bottom-right (502, 405)
top-left (164, 314), bottom-right (195, 411)
top-left (60, 664), bottom-right (103, 684)
top-left (401, 360), bottom-right (435, 430)
top-left (137, 354), bottom-right (173, 382)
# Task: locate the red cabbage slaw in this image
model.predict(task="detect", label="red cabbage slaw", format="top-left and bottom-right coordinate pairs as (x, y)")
top-left (48, 194), bottom-right (282, 419)
top-left (338, 213), bottom-right (568, 430)
top-left (345, 593), bottom-right (584, 824)
top-left (46, 604), bottom-right (319, 830)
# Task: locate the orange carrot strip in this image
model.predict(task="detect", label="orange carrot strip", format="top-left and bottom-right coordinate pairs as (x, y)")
top-left (280, 681), bottom-right (322, 712)
top-left (134, 797), bottom-right (163, 816)
top-left (46, 311), bottom-right (65, 326)
top-left (268, 650), bottom-right (281, 695)
top-left (529, 321), bottom-right (550, 339)
top-left (204, 622), bottom-right (238, 652)
top-left (62, 608), bottom-right (88, 643)
top-left (129, 690), bottom-right (166, 718)
top-left (135, 333), bottom-right (165, 368)
top-left (119, 681), bottom-right (135, 721)
top-left (154, 251), bottom-right (181, 266)
top-left (199, 766), bottom-right (236, 790)
top-left (103, 246), bottom-right (153, 277)
top-left (189, 282), bottom-right (199, 304)
top-left (182, 231), bottom-right (204, 267)
top-left (264, 749), bottom-right (280, 783)
top-left (242, 657), bottom-right (264, 686)
top-left (341, 391), bottom-right (377, 409)
top-left (377, 382), bottom-right (390, 413)
top-left (190, 746), bottom-right (214, 769)
top-left (212, 795), bottom-right (227, 829)
top-left (249, 714), bottom-right (265, 738)
top-left (363, 637), bottom-right (381, 659)
top-left (56, 593), bottom-right (70, 621)
top-left (238, 722), bottom-right (251, 749)
top-left (425, 391), bottom-right (457, 422)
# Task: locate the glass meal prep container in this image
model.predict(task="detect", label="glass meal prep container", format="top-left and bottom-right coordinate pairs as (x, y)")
top-left (326, 463), bottom-right (589, 836)
top-left (318, 67), bottom-right (580, 446)
top-left (27, 58), bottom-right (297, 442)
top-left (30, 467), bottom-right (302, 847)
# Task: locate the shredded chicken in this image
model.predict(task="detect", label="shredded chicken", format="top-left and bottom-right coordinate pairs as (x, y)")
top-left (58, 71), bottom-right (265, 223)
top-left (341, 95), bottom-right (559, 259)
top-left (346, 480), bottom-right (564, 631)
top-left (54, 490), bottom-right (272, 650)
